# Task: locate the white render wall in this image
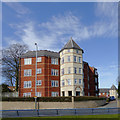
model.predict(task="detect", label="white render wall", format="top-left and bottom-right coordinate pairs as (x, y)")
top-left (60, 49), bottom-right (84, 96)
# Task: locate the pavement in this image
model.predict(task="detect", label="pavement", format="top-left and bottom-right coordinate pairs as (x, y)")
top-left (99, 100), bottom-right (117, 108)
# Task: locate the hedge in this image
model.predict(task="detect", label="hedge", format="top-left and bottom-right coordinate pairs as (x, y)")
top-left (2, 96), bottom-right (106, 102)
top-left (2, 97), bottom-right (72, 102)
top-left (74, 96), bottom-right (106, 101)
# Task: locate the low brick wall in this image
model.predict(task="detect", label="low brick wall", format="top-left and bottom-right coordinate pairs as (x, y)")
top-left (1, 100), bottom-right (106, 110)
top-left (117, 99), bottom-right (120, 107)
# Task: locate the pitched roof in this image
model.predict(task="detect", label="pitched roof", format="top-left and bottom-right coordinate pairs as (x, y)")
top-left (110, 85), bottom-right (117, 90)
top-left (59, 37), bottom-right (84, 53)
top-left (21, 50), bottom-right (60, 58)
top-left (99, 88), bottom-right (110, 93)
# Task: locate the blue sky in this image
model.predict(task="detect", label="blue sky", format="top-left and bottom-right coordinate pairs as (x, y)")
top-left (2, 2), bottom-right (118, 88)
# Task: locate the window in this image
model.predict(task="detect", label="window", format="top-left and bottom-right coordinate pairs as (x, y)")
top-left (23, 92), bottom-right (31, 97)
top-left (67, 79), bottom-right (71, 85)
top-left (51, 58), bottom-right (58, 65)
top-left (79, 57), bottom-right (81, 63)
top-left (51, 69), bottom-right (58, 76)
top-left (24, 69), bottom-right (32, 76)
top-left (79, 79), bottom-right (81, 84)
top-left (68, 67), bottom-right (71, 74)
top-left (68, 56), bottom-right (70, 62)
top-left (76, 49), bottom-right (79, 54)
top-left (74, 67), bottom-right (77, 74)
top-left (24, 81), bottom-right (32, 88)
top-left (51, 92), bottom-right (59, 97)
top-left (61, 68), bottom-right (64, 75)
top-left (62, 80), bottom-right (65, 86)
top-left (74, 56), bottom-right (77, 62)
top-left (88, 84), bottom-right (90, 89)
top-left (37, 92), bottom-right (41, 97)
top-left (36, 80), bottom-right (42, 86)
top-left (103, 93), bottom-right (105, 95)
top-left (51, 80), bottom-right (59, 87)
top-left (96, 86), bottom-right (98, 90)
top-left (99, 93), bottom-right (101, 95)
top-left (74, 79), bottom-right (77, 84)
top-left (37, 57), bottom-right (41, 62)
top-left (37, 68), bottom-right (42, 74)
top-left (62, 57), bottom-right (64, 64)
top-left (79, 68), bottom-right (81, 74)
top-left (24, 58), bottom-right (32, 65)
top-left (68, 49), bottom-right (70, 52)
top-left (95, 78), bottom-right (97, 83)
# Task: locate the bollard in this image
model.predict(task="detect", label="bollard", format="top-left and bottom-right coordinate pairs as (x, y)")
top-left (56, 109), bottom-right (58, 115)
top-left (16, 110), bottom-right (19, 116)
top-left (75, 109), bottom-right (77, 115)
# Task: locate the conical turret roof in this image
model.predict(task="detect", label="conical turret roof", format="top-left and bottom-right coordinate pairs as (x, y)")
top-left (110, 85), bottom-right (117, 90)
top-left (59, 37), bottom-right (84, 53)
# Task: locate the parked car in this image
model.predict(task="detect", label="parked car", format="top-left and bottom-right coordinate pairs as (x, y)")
top-left (109, 96), bottom-right (116, 101)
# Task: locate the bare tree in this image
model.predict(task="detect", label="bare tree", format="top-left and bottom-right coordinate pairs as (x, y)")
top-left (2, 43), bottom-right (29, 91)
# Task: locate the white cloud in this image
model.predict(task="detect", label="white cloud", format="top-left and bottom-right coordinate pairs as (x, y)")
top-left (4, 2), bottom-right (31, 16)
top-left (4, 3), bottom-right (118, 51)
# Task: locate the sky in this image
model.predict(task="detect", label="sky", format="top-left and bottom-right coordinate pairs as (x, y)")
top-left (2, 2), bottom-right (118, 88)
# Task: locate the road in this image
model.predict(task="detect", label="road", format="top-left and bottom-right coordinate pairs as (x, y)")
top-left (99, 100), bottom-right (117, 108)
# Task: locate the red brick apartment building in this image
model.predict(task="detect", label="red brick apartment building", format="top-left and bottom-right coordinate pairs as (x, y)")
top-left (19, 39), bottom-right (99, 97)
top-left (83, 61), bottom-right (99, 96)
top-left (19, 50), bottom-right (60, 97)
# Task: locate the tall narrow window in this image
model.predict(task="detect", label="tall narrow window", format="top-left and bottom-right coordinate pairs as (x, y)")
top-left (79, 57), bottom-right (81, 63)
top-left (74, 79), bottom-right (77, 84)
top-left (37, 92), bottom-right (41, 97)
top-left (68, 67), bottom-right (71, 74)
top-left (68, 56), bottom-right (70, 62)
top-left (79, 68), bottom-right (81, 74)
top-left (62, 57), bottom-right (64, 64)
top-left (62, 68), bottom-right (64, 75)
top-left (74, 67), bottom-right (77, 74)
top-left (67, 79), bottom-right (71, 85)
top-left (79, 79), bottom-right (81, 84)
top-left (51, 58), bottom-right (58, 65)
top-left (51, 80), bottom-right (59, 87)
top-left (76, 49), bottom-right (79, 54)
top-left (51, 69), bottom-right (59, 76)
top-left (74, 56), bottom-right (77, 62)
top-left (37, 68), bottom-right (42, 74)
top-left (62, 80), bottom-right (65, 86)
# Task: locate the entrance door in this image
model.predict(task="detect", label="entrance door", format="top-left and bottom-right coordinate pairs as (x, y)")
top-left (76, 91), bottom-right (80, 96)
top-left (68, 91), bottom-right (72, 96)
top-left (62, 91), bottom-right (65, 96)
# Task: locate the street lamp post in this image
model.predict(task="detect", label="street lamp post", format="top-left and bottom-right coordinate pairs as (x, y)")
top-left (35, 43), bottom-right (38, 110)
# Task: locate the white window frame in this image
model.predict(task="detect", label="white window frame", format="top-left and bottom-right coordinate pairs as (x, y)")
top-left (24, 81), bottom-right (32, 88)
top-left (67, 79), bottom-right (71, 85)
top-left (51, 92), bottom-right (59, 97)
top-left (37, 92), bottom-right (41, 97)
top-left (37, 57), bottom-right (42, 62)
top-left (79, 79), bottom-right (81, 84)
top-left (74, 56), bottom-right (77, 62)
top-left (51, 80), bottom-right (59, 87)
top-left (62, 80), bottom-right (65, 86)
top-left (51, 58), bottom-right (58, 65)
top-left (68, 56), bottom-right (70, 62)
top-left (68, 67), bottom-right (71, 74)
top-left (24, 69), bottom-right (32, 76)
top-left (74, 67), bottom-right (77, 74)
top-left (24, 58), bottom-right (32, 65)
top-left (36, 80), bottom-right (42, 86)
top-left (79, 68), bottom-right (81, 74)
top-left (74, 79), bottom-right (77, 84)
top-left (23, 92), bottom-right (31, 97)
top-left (79, 57), bottom-right (81, 63)
top-left (37, 68), bottom-right (42, 74)
top-left (51, 69), bottom-right (59, 76)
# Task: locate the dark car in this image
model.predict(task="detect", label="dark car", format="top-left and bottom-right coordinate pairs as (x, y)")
top-left (109, 96), bottom-right (116, 101)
